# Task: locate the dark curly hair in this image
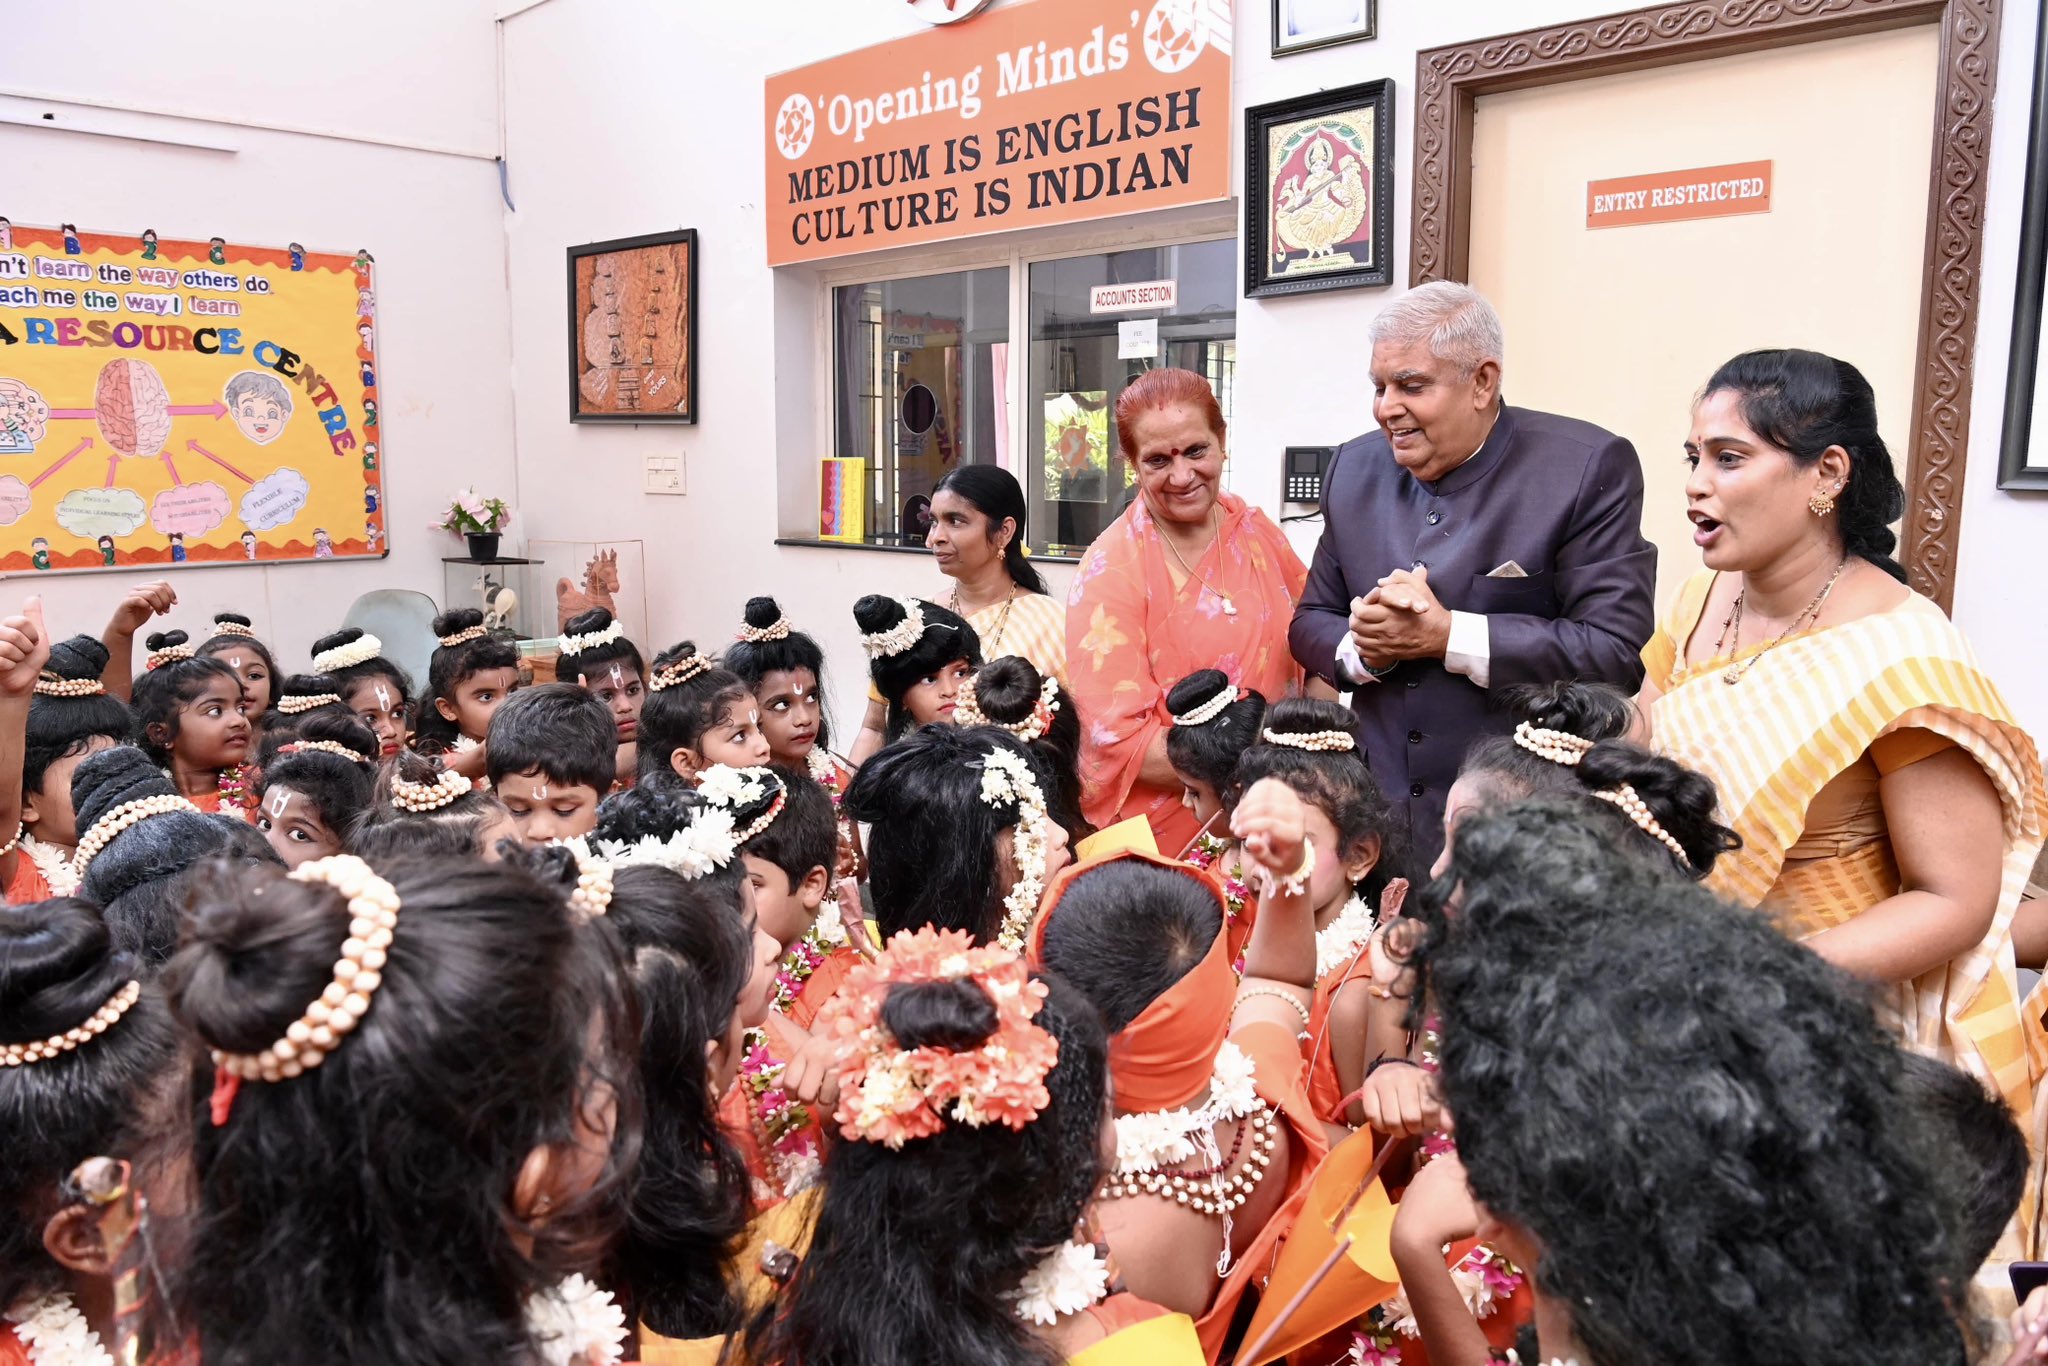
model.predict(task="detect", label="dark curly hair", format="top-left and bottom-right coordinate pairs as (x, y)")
top-left (0, 897), bottom-right (178, 1313)
top-left (1408, 803), bottom-right (1967, 1365)
top-left (637, 642), bottom-right (753, 785)
top-left (844, 725), bottom-right (1042, 943)
top-left (1235, 697), bottom-right (1407, 907)
top-left (725, 597), bottom-right (835, 755)
top-left (353, 751), bottom-right (512, 860)
top-left (412, 607), bottom-right (520, 754)
top-left (967, 655), bottom-right (1090, 843)
top-left (1163, 669), bottom-right (1268, 820)
top-left (163, 854), bottom-right (640, 1366)
top-left (1700, 348), bottom-right (1908, 582)
top-left (1570, 741), bottom-right (1741, 880)
top-left (745, 971), bottom-right (1106, 1366)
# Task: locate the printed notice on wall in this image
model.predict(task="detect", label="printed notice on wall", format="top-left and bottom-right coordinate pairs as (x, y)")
top-left (0, 223), bottom-right (385, 575)
top-left (1586, 161), bottom-right (1773, 230)
top-left (764, 0), bottom-right (1233, 266)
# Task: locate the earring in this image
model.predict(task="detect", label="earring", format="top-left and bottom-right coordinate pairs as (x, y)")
top-left (1808, 486), bottom-right (1838, 518)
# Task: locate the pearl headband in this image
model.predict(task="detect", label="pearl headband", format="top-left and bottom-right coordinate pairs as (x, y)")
top-left (210, 620), bottom-right (258, 639)
top-left (212, 855), bottom-right (399, 1082)
top-left (648, 654), bottom-right (712, 692)
top-left (276, 692), bottom-right (343, 715)
top-left (437, 625), bottom-right (488, 648)
top-left (1514, 722), bottom-right (1594, 767)
top-left (312, 633), bottom-right (384, 673)
top-left (144, 644), bottom-right (195, 671)
top-left (278, 740), bottom-right (373, 767)
top-left (0, 980), bottom-right (141, 1068)
top-left (34, 673), bottom-right (105, 698)
top-left (73, 794), bottom-right (202, 871)
top-left (859, 599), bottom-right (929, 659)
top-left (558, 619), bottom-right (625, 657)
top-left (1261, 728), bottom-right (1355, 753)
top-left (1172, 684), bottom-right (1238, 727)
top-left (389, 769), bottom-right (469, 813)
top-left (736, 614), bottom-right (792, 643)
top-left (1592, 784), bottom-right (1691, 867)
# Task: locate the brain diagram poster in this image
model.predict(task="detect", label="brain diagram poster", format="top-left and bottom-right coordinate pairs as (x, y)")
top-left (0, 223), bottom-right (386, 573)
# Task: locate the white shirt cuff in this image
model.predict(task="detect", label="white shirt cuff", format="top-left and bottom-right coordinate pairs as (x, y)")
top-left (1444, 610), bottom-right (1491, 688)
top-left (1333, 633), bottom-right (1377, 685)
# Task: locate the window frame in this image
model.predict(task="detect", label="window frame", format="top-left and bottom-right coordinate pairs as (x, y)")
top-left (795, 209), bottom-right (1237, 562)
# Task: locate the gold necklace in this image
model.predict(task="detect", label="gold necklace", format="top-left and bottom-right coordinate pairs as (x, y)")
top-left (1155, 506), bottom-right (1237, 617)
top-left (949, 581), bottom-right (1017, 653)
top-left (1716, 558), bottom-right (1847, 685)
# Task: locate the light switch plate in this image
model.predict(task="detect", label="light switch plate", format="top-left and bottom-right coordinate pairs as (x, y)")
top-left (643, 451), bottom-right (684, 495)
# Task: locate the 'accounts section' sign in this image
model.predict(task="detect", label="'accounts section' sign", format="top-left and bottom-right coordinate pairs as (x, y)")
top-left (764, 0), bottom-right (1233, 266)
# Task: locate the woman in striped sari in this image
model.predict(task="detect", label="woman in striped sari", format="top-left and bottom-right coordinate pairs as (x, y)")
top-left (1642, 349), bottom-right (2046, 1245)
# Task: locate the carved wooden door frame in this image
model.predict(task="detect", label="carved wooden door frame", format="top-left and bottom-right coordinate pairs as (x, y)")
top-left (1412, 0), bottom-right (2001, 609)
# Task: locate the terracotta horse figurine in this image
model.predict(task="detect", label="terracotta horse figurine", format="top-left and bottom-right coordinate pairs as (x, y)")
top-left (557, 548), bottom-right (621, 632)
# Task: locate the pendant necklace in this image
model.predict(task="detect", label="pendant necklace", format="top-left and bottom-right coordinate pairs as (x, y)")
top-left (1158, 507), bottom-right (1237, 617)
top-left (1715, 558), bottom-right (1847, 685)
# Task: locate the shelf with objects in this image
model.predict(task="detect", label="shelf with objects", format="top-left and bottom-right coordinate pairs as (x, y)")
top-left (440, 557), bottom-right (547, 671)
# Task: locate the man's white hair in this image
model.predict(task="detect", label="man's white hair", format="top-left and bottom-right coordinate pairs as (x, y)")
top-left (1366, 280), bottom-right (1505, 375)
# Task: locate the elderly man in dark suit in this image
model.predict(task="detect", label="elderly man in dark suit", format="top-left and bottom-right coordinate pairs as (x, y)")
top-left (1290, 281), bottom-right (1656, 869)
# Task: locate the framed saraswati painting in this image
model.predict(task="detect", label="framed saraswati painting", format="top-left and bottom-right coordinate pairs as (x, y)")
top-left (1244, 80), bottom-right (1395, 298)
top-left (567, 229), bottom-right (697, 424)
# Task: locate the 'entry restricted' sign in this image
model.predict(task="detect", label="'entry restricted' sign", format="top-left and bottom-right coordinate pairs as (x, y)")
top-left (1586, 160), bottom-right (1772, 229)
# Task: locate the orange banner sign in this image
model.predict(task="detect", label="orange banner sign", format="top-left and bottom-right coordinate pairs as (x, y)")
top-left (764, 0), bottom-right (1233, 266)
top-left (1585, 160), bottom-right (1772, 229)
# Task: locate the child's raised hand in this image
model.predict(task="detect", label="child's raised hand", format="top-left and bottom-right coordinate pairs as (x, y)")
top-left (106, 581), bottom-right (175, 637)
top-left (0, 597), bottom-right (50, 698)
top-left (777, 1032), bottom-right (846, 1109)
top-left (1389, 1150), bottom-right (1479, 1256)
top-left (1230, 776), bottom-right (1309, 883)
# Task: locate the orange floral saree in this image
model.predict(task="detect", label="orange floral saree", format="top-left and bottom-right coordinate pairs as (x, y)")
top-left (1066, 492), bottom-right (1307, 853)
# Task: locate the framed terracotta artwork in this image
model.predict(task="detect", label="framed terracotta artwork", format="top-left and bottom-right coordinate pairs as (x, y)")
top-left (566, 229), bottom-right (698, 423)
top-left (1244, 80), bottom-right (1395, 298)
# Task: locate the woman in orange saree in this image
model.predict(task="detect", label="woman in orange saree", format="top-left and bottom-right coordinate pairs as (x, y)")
top-left (1067, 370), bottom-right (1308, 855)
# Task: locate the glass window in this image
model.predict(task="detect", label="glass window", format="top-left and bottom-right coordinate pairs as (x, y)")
top-left (823, 238), bottom-right (1235, 557)
top-left (831, 267), bottom-right (1008, 547)
top-left (1024, 240), bottom-right (1237, 557)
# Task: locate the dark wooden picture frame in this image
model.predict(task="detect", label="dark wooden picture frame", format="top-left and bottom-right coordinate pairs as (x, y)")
top-left (1245, 79), bottom-right (1396, 298)
top-left (1409, 0), bottom-right (2002, 609)
top-left (567, 229), bottom-right (698, 424)
top-left (1999, 9), bottom-right (2048, 490)
top-left (1271, 0), bottom-right (1377, 56)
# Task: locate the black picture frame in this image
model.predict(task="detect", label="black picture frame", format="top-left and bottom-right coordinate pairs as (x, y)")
top-left (566, 228), bottom-right (698, 424)
top-left (1271, 0), bottom-right (1376, 57)
top-left (1999, 14), bottom-right (2048, 490)
top-left (1244, 80), bottom-right (1396, 298)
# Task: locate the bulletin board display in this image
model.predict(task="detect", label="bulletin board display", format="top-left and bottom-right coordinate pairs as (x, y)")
top-left (0, 223), bottom-right (386, 574)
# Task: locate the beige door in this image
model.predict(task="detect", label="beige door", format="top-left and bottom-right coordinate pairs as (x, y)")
top-left (1467, 25), bottom-right (1939, 608)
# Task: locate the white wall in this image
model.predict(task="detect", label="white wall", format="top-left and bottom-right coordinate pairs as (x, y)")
top-left (0, 1), bottom-right (514, 669)
top-left (509, 0), bottom-right (2038, 740)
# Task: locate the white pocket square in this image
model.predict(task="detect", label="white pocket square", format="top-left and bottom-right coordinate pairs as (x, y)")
top-left (1486, 561), bottom-right (1529, 579)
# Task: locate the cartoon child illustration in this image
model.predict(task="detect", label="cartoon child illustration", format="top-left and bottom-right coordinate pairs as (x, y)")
top-left (352, 248), bottom-right (374, 274)
top-left (208, 237), bottom-right (227, 266)
top-left (288, 242), bottom-right (306, 271)
top-left (362, 399), bottom-right (378, 428)
top-left (61, 224), bottom-right (81, 256)
top-left (224, 371), bottom-right (294, 446)
top-left (29, 536), bottom-right (49, 571)
top-left (356, 323), bottom-right (375, 355)
top-left (96, 535), bottom-right (116, 567)
top-left (361, 442), bottom-right (379, 472)
top-left (140, 229), bottom-right (159, 261)
top-left (312, 528), bottom-right (334, 558)
top-left (168, 531), bottom-right (186, 563)
top-left (357, 288), bottom-right (375, 317)
top-left (0, 378), bottom-right (51, 455)
top-left (365, 523), bottom-right (384, 554)
top-left (0, 219), bottom-right (12, 251)
top-left (364, 486), bottom-right (379, 515)
top-left (240, 530), bottom-right (258, 561)
top-left (360, 360), bottom-right (376, 389)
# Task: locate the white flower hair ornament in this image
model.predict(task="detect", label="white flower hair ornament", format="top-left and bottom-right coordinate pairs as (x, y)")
top-left (558, 618), bottom-right (626, 657)
top-left (594, 806), bottom-right (743, 881)
top-left (311, 632), bottom-right (384, 673)
top-left (696, 764), bottom-right (788, 843)
top-left (978, 746), bottom-right (1050, 951)
top-left (859, 598), bottom-right (929, 658)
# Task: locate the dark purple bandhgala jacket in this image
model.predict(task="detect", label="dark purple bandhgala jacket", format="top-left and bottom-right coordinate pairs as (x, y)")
top-left (1289, 404), bottom-right (1657, 869)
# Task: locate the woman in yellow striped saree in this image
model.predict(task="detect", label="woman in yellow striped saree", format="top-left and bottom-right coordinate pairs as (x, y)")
top-left (1642, 350), bottom-right (2046, 1244)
